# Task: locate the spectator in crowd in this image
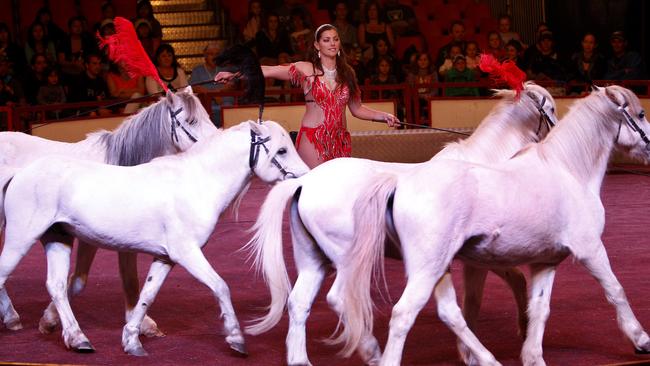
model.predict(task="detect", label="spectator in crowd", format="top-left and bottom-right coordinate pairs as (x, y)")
top-left (331, 1), bottom-right (357, 48)
top-left (526, 31), bottom-right (568, 82)
top-left (22, 53), bottom-right (49, 105)
top-left (146, 44), bottom-right (188, 93)
top-left (444, 54), bottom-right (479, 97)
top-left (503, 39), bottom-right (526, 71)
top-left (568, 32), bottom-right (606, 92)
top-left (58, 16), bottom-right (98, 78)
top-left (34, 7), bottom-right (66, 47)
top-left (99, 19), bottom-right (116, 37)
top-left (106, 61), bottom-right (145, 114)
top-left (368, 55), bottom-right (403, 120)
top-left (407, 52), bottom-right (438, 119)
top-left (37, 66), bottom-right (67, 119)
top-left (367, 36), bottom-right (403, 82)
top-left (0, 77), bottom-right (17, 106)
top-left (134, 0), bottom-right (162, 53)
top-left (68, 52), bottom-right (110, 116)
top-left (93, 1), bottom-right (116, 34)
top-left (604, 31), bottom-right (645, 80)
top-left (0, 23), bottom-right (26, 76)
top-left (484, 31), bottom-right (505, 61)
top-left (523, 22), bottom-right (550, 67)
top-left (0, 57), bottom-right (23, 105)
top-left (438, 42), bottom-right (463, 79)
top-left (25, 22), bottom-right (57, 65)
top-left (344, 43), bottom-right (366, 84)
top-left (135, 19), bottom-right (156, 60)
top-left (243, 0), bottom-right (264, 43)
top-left (464, 40), bottom-right (481, 74)
top-left (288, 7), bottom-right (313, 61)
top-left (497, 14), bottom-right (523, 47)
top-left (358, 1), bottom-right (394, 62)
top-left (190, 42), bottom-right (236, 127)
top-left (435, 20), bottom-right (466, 69)
top-left (254, 13), bottom-right (292, 65)
top-left (383, 0), bottom-right (419, 37)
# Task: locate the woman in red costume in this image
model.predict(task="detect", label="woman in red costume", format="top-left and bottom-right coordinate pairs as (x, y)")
top-left (215, 24), bottom-right (400, 168)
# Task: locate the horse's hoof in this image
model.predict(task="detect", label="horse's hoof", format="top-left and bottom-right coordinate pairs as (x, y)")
top-left (635, 347), bottom-right (650, 355)
top-left (127, 346), bottom-right (149, 357)
top-left (38, 318), bottom-right (56, 334)
top-left (73, 341), bottom-right (95, 353)
top-left (141, 327), bottom-right (165, 338)
top-left (229, 342), bottom-right (248, 356)
top-left (5, 319), bottom-right (22, 331)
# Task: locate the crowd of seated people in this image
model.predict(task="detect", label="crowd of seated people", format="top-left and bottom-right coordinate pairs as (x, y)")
top-left (1, 0), bottom-right (648, 130)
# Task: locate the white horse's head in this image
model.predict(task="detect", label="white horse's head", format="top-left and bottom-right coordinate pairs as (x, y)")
top-left (163, 86), bottom-right (217, 152)
top-left (599, 85), bottom-right (650, 163)
top-left (248, 120), bottom-right (309, 182)
top-left (521, 82), bottom-right (559, 136)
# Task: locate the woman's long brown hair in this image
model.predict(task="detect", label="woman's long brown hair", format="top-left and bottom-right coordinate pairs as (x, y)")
top-left (307, 24), bottom-right (360, 100)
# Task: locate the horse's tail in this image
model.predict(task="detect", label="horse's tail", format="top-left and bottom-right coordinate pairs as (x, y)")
top-left (0, 166), bottom-right (17, 230)
top-left (243, 178), bottom-right (302, 335)
top-left (332, 173), bottom-right (397, 357)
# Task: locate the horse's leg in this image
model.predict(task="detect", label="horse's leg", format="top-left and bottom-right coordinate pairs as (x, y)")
top-left (122, 259), bottom-right (172, 356)
top-left (118, 252), bottom-right (164, 337)
top-left (43, 239), bottom-right (94, 352)
top-left (578, 244), bottom-right (650, 353)
top-left (520, 264), bottom-right (556, 366)
top-left (173, 246), bottom-right (246, 355)
top-left (435, 270), bottom-right (501, 366)
top-left (491, 267), bottom-right (529, 337)
top-left (458, 265), bottom-right (488, 365)
top-left (40, 240), bottom-right (97, 334)
top-left (326, 272), bottom-right (382, 365)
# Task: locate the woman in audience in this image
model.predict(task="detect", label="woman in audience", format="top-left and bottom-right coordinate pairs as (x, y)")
top-left (145, 44), bottom-right (188, 93)
top-left (107, 61), bottom-right (145, 113)
top-left (407, 51), bottom-right (438, 119)
top-left (242, 0), bottom-right (263, 43)
top-left (25, 22), bottom-right (57, 65)
top-left (357, 1), bottom-right (394, 62)
top-left (22, 53), bottom-right (50, 105)
top-left (254, 13), bottom-right (292, 65)
top-left (57, 16), bottom-right (98, 77)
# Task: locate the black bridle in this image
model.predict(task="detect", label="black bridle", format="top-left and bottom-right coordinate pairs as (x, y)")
top-left (168, 106), bottom-right (198, 144)
top-left (612, 100), bottom-right (650, 149)
top-left (528, 93), bottom-right (556, 137)
top-left (249, 129), bottom-right (295, 179)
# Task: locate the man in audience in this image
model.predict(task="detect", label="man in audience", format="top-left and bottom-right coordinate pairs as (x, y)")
top-left (190, 42), bottom-right (235, 127)
top-left (68, 52), bottom-right (110, 116)
top-left (383, 0), bottom-right (419, 37)
top-left (604, 31), bottom-right (645, 80)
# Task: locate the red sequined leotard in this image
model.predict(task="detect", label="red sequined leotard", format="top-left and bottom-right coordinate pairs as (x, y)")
top-left (289, 63), bottom-right (354, 161)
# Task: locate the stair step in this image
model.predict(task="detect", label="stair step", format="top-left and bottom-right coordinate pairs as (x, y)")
top-left (156, 11), bottom-right (214, 26)
top-left (162, 25), bottom-right (220, 41)
top-left (178, 56), bottom-right (205, 73)
top-left (151, 0), bottom-right (206, 12)
top-left (169, 40), bottom-right (212, 57)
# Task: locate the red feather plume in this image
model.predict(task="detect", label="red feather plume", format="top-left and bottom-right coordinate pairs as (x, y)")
top-left (97, 17), bottom-right (167, 92)
top-left (478, 53), bottom-right (526, 96)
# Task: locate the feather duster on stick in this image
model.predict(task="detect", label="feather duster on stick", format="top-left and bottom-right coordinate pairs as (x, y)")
top-left (97, 17), bottom-right (168, 92)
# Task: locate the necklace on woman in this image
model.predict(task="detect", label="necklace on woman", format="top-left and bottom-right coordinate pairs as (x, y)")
top-left (322, 64), bottom-right (337, 90)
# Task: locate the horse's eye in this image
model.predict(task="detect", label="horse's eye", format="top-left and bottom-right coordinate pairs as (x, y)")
top-left (551, 107), bottom-right (555, 114)
top-left (277, 147), bottom-right (287, 155)
top-left (640, 111), bottom-right (646, 119)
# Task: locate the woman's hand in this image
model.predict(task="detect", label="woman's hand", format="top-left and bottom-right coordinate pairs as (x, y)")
top-left (214, 71), bottom-right (240, 83)
top-left (381, 112), bottom-right (400, 127)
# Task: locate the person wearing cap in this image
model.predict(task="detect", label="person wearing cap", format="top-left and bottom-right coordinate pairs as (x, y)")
top-left (444, 54), bottom-right (479, 97)
top-left (525, 30), bottom-right (568, 84)
top-left (604, 31), bottom-right (645, 80)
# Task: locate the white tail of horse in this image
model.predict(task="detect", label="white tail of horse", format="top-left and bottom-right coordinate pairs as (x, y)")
top-left (335, 173), bottom-right (398, 356)
top-left (243, 178), bottom-right (303, 335)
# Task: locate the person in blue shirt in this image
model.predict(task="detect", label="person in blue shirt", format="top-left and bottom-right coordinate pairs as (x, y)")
top-left (604, 31), bottom-right (645, 80)
top-left (190, 42), bottom-right (235, 127)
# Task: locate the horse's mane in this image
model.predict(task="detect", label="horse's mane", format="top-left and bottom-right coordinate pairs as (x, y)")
top-left (440, 83), bottom-right (547, 163)
top-left (94, 90), bottom-right (203, 166)
top-left (538, 87), bottom-right (626, 181)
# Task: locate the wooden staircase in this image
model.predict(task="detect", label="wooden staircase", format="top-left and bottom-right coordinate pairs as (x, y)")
top-left (151, 0), bottom-right (226, 73)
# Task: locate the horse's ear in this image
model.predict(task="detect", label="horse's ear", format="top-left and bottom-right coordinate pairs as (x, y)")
top-left (526, 90), bottom-right (540, 104)
top-left (181, 85), bottom-right (193, 95)
top-left (248, 120), bottom-right (265, 135)
top-left (605, 86), bottom-right (624, 106)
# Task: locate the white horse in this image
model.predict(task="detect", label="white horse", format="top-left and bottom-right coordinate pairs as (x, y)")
top-left (245, 82), bottom-right (558, 365)
top-left (0, 120), bottom-right (308, 355)
top-left (0, 87), bottom-right (216, 338)
top-left (344, 85), bottom-right (650, 366)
